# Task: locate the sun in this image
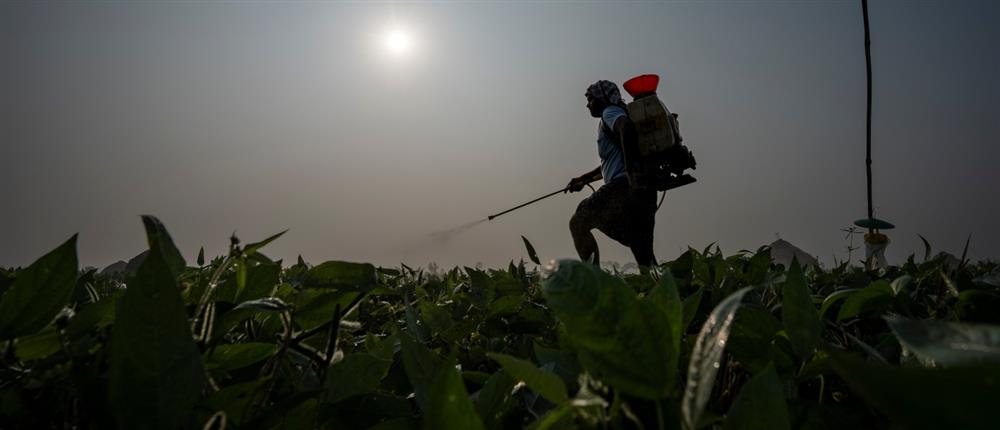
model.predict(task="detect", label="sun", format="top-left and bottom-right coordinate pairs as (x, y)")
top-left (385, 29), bottom-right (411, 54)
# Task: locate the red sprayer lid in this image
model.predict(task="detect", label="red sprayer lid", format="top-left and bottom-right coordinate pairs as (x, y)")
top-left (623, 74), bottom-right (660, 97)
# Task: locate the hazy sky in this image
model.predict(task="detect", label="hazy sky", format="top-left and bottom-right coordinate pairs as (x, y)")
top-left (2, 0), bottom-right (998, 270)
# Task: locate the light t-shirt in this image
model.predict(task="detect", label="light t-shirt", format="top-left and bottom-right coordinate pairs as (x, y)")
top-left (597, 105), bottom-right (628, 184)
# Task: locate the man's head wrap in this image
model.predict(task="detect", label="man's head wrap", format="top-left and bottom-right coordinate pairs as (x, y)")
top-left (585, 80), bottom-right (625, 108)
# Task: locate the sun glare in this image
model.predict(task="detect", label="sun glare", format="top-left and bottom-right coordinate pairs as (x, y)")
top-left (385, 30), bottom-right (411, 54)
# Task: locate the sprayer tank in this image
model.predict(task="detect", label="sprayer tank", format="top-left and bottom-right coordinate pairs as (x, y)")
top-left (627, 94), bottom-right (679, 156)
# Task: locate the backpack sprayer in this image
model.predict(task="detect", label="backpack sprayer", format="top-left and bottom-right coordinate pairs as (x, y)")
top-left (488, 74), bottom-right (697, 222)
top-left (623, 74), bottom-right (697, 191)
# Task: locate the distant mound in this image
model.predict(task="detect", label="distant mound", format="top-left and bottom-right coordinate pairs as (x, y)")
top-left (769, 239), bottom-right (819, 269)
top-left (124, 250), bottom-right (149, 274)
top-left (100, 260), bottom-right (128, 276)
top-left (100, 251), bottom-right (149, 279)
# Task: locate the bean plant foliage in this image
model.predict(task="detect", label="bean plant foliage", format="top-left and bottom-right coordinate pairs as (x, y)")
top-left (1, 216), bottom-right (999, 429)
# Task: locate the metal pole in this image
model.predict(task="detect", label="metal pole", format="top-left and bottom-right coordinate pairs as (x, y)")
top-left (863, 0), bottom-right (874, 233)
top-left (488, 188), bottom-right (568, 221)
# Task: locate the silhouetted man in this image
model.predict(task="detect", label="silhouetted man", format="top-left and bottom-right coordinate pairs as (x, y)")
top-left (566, 80), bottom-right (657, 268)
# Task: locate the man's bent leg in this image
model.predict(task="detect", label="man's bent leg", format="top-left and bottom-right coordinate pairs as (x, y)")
top-left (570, 180), bottom-right (628, 265)
top-left (570, 210), bottom-right (600, 264)
top-left (626, 189), bottom-right (658, 268)
top-left (626, 215), bottom-right (657, 267)
top-left (629, 242), bottom-right (656, 268)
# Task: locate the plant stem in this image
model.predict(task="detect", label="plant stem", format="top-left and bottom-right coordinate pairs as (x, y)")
top-left (656, 399), bottom-right (665, 430)
top-left (818, 375), bottom-right (826, 405)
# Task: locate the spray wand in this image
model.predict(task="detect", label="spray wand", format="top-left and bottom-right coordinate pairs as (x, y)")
top-left (488, 178), bottom-right (598, 221)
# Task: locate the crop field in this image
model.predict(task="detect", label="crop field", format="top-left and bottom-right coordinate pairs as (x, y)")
top-left (1, 216), bottom-right (998, 429)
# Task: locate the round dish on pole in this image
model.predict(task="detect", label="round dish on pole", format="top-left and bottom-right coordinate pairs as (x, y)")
top-left (853, 218), bottom-right (895, 230)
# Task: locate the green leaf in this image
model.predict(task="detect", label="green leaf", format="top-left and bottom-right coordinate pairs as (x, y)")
top-left (831, 353), bottom-right (999, 430)
top-left (973, 269), bottom-right (1000, 289)
top-left (66, 295), bottom-right (117, 339)
top-left (294, 290), bottom-right (359, 331)
top-left (541, 260), bottom-right (608, 321)
top-left (781, 260), bottom-right (821, 358)
top-left (486, 294), bottom-right (523, 319)
top-left (197, 247), bottom-right (205, 266)
top-left (419, 301), bottom-right (454, 339)
top-left (918, 234), bottom-right (932, 262)
top-left (541, 260), bottom-right (672, 399)
top-left (325, 353), bottom-right (393, 403)
top-left (727, 308), bottom-right (783, 374)
top-left (746, 247), bottom-right (773, 285)
top-left (589, 301), bottom-right (672, 399)
top-left (240, 390), bottom-right (323, 430)
top-left (237, 261), bottom-right (281, 302)
top-left (399, 331), bottom-right (445, 411)
top-left (466, 267), bottom-right (495, 309)
top-left (405, 297), bottom-right (431, 343)
top-left (235, 257), bottom-right (247, 298)
top-left (244, 230), bottom-right (288, 256)
top-left (109, 231), bottom-right (205, 430)
top-left (329, 392), bottom-right (413, 426)
top-left (367, 332), bottom-right (399, 362)
top-left (422, 365), bottom-right (487, 430)
top-left (889, 275), bottom-right (913, 296)
top-left (475, 371), bottom-right (517, 429)
top-left (205, 342), bottom-right (278, 371)
top-left (681, 286), bottom-right (753, 430)
top-left (940, 270), bottom-right (961, 298)
top-left (488, 353), bottom-right (569, 405)
top-left (203, 377), bottom-right (271, 426)
top-left (0, 271), bottom-right (14, 296)
top-left (649, 268), bottom-right (683, 388)
top-left (213, 277), bottom-right (239, 304)
top-left (692, 252), bottom-right (712, 286)
top-left (956, 290), bottom-right (1000, 323)
top-left (378, 267), bottom-right (402, 277)
top-left (303, 261), bottom-right (376, 291)
top-left (532, 343), bottom-right (581, 390)
top-left (0, 235), bottom-right (78, 341)
top-left (837, 281), bottom-right (892, 321)
top-left (275, 397), bottom-right (318, 430)
top-left (798, 349), bottom-right (833, 379)
top-left (141, 215), bottom-right (186, 276)
top-left (529, 403), bottom-right (576, 430)
top-left (958, 233), bottom-right (972, 270)
top-left (682, 286), bottom-right (704, 331)
top-left (521, 236), bottom-right (541, 265)
top-left (14, 326), bottom-right (62, 361)
top-left (369, 418), bottom-right (417, 430)
top-left (818, 289), bottom-right (860, 319)
top-left (722, 364), bottom-right (789, 430)
top-left (887, 316), bottom-right (1000, 367)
